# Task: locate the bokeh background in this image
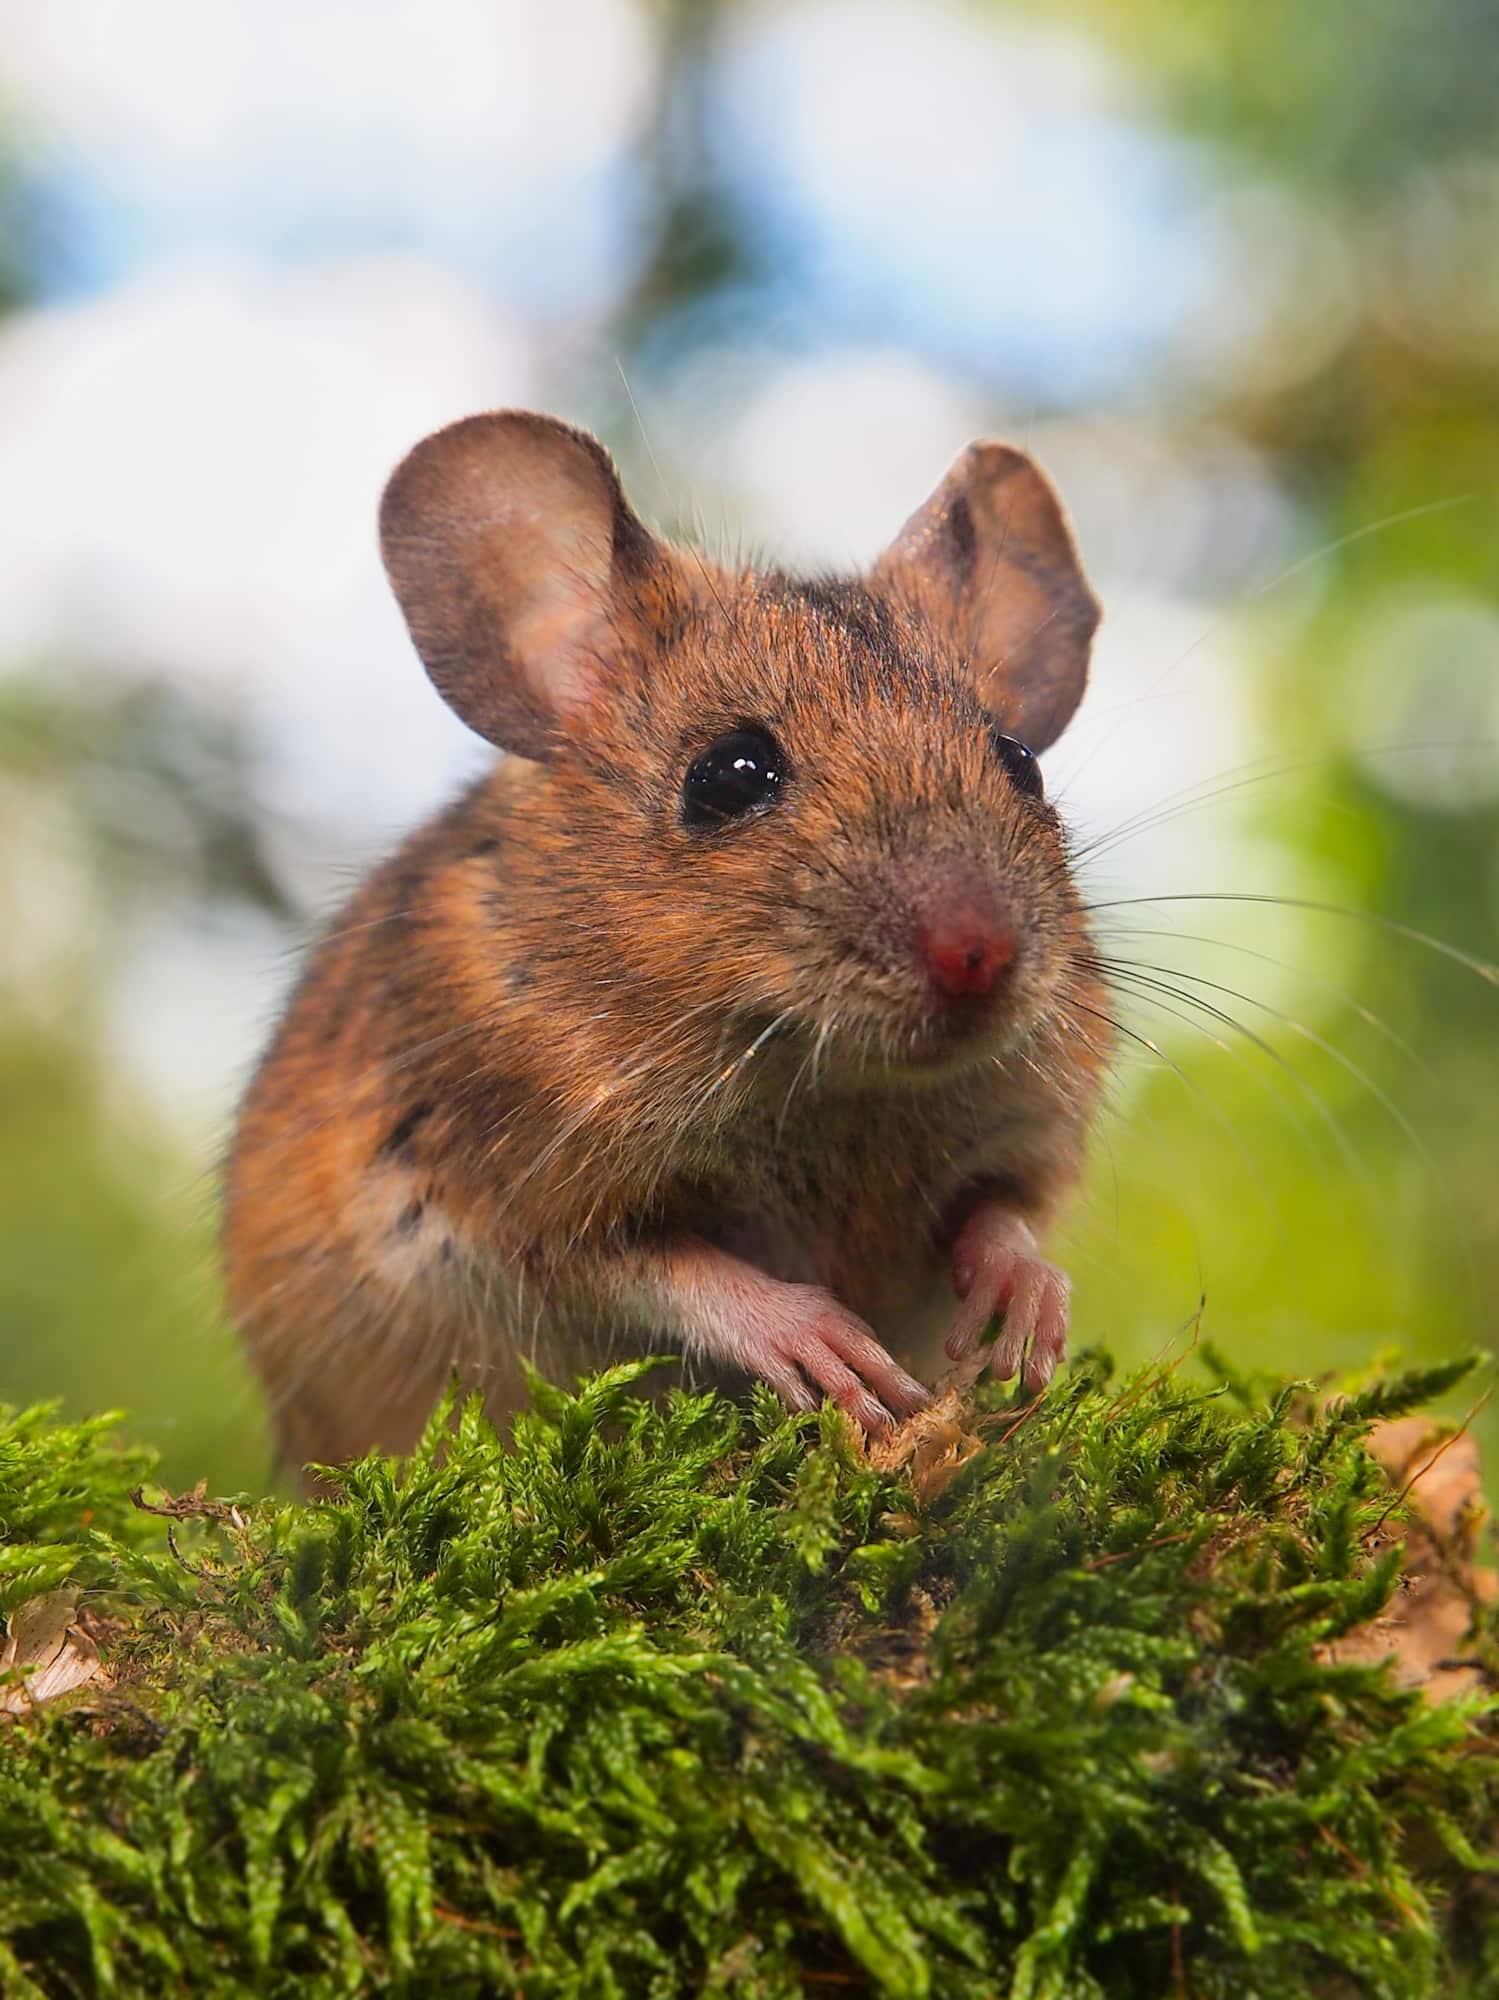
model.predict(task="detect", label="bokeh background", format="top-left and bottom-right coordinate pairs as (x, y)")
top-left (0, 0), bottom-right (1495, 1491)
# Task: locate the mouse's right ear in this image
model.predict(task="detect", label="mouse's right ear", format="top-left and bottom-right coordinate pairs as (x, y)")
top-left (871, 442), bottom-right (1100, 752)
top-left (379, 412), bottom-right (659, 759)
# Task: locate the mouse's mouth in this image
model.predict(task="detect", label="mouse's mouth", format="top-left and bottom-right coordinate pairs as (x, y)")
top-left (883, 982), bottom-right (1039, 1077)
top-left (748, 848), bottom-right (1059, 1087)
top-left (778, 963), bottom-right (1042, 1089)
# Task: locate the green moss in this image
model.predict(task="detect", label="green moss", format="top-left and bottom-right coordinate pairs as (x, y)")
top-left (0, 1354), bottom-right (1495, 1998)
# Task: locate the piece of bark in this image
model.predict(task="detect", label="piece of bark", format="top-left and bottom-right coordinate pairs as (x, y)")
top-left (1324, 1418), bottom-right (1496, 1703)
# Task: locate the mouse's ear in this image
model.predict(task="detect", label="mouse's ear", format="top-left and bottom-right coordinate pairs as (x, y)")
top-left (379, 412), bottom-right (660, 759)
top-left (870, 442), bottom-right (1099, 751)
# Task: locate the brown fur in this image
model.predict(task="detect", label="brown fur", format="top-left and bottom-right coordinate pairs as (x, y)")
top-left (222, 414), bottom-right (1113, 1472)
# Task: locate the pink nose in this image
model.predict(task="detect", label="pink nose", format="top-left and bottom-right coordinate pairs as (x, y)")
top-left (916, 919), bottom-right (1015, 1000)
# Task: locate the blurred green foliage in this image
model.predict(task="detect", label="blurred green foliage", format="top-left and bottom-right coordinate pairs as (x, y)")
top-left (0, 1026), bottom-right (269, 1492)
top-left (1039, 0), bottom-right (1499, 190)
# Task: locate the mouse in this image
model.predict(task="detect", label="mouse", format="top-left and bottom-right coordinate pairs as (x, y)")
top-left (222, 410), bottom-right (1112, 1471)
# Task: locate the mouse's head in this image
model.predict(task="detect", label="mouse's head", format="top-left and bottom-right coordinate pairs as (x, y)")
top-left (380, 412), bottom-right (1100, 1078)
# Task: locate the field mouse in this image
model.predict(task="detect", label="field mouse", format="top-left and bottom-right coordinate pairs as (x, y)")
top-left (223, 412), bottom-right (1112, 1470)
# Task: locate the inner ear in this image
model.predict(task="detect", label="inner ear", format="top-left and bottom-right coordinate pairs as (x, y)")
top-left (379, 411), bottom-right (661, 760)
top-left (870, 442), bottom-right (1100, 752)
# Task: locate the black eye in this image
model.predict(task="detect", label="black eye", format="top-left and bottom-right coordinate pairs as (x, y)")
top-left (682, 726), bottom-right (787, 829)
top-left (989, 730), bottom-right (1043, 802)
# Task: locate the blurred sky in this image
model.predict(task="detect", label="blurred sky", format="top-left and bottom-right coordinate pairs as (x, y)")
top-left (0, 0), bottom-right (1322, 1130)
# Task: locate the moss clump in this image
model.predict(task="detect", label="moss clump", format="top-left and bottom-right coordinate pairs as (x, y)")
top-left (0, 1354), bottom-right (1495, 1998)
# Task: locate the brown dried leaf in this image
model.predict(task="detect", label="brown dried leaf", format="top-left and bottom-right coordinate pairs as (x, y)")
top-left (864, 1384), bottom-right (987, 1504)
top-left (0, 1590), bottom-right (112, 1715)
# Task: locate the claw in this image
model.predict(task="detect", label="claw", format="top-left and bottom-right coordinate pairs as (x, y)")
top-left (770, 1298), bottom-right (930, 1433)
top-left (944, 1204), bottom-right (1069, 1392)
top-left (674, 1247), bottom-right (930, 1435)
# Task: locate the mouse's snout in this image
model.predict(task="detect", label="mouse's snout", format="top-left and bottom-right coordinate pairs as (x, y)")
top-left (902, 857), bottom-right (1022, 1024)
top-left (795, 807), bottom-right (1062, 1070)
top-left (914, 908), bottom-right (1016, 1002)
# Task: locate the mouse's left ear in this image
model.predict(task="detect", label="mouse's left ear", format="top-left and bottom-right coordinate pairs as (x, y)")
top-left (870, 442), bottom-right (1099, 751)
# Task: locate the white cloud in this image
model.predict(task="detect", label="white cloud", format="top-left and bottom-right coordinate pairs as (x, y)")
top-left (0, 0), bottom-right (656, 313)
top-left (0, 0), bottom-right (653, 178)
top-left (0, 255), bottom-right (535, 863)
top-left (712, 0), bottom-right (1207, 394)
top-left (723, 348), bottom-right (987, 570)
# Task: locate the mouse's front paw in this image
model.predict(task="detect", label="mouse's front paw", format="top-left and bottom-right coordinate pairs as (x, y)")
top-left (945, 1205), bottom-right (1069, 1393)
top-left (739, 1290), bottom-right (931, 1436)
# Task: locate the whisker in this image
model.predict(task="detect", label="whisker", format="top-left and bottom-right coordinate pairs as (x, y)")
top-left (776, 1024), bottom-right (826, 1147)
top-left (1073, 760), bottom-right (1345, 865)
top-left (632, 1007), bottom-right (804, 1214)
top-left (1104, 958), bottom-right (1437, 1176)
top-left (1067, 750), bottom-right (1316, 858)
top-left (1100, 963), bottom-right (1368, 1191)
top-left (1134, 497), bottom-right (1474, 704)
top-left (1053, 497), bottom-right (1475, 804)
top-left (1068, 737), bottom-right (1496, 869)
top-left (690, 1008), bottom-right (796, 1115)
top-left (1088, 924), bottom-right (1430, 1076)
top-left (615, 356), bottom-right (668, 505)
top-left (1065, 990), bottom-right (1285, 1235)
top-left (1099, 955), bottom-right (1475, 1300)
top-left (1085, 893), bottom-right (1499, 986)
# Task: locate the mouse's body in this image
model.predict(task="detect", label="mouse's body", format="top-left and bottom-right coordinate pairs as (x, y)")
top-left (224, 415), bottom-right (1111, 1471)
